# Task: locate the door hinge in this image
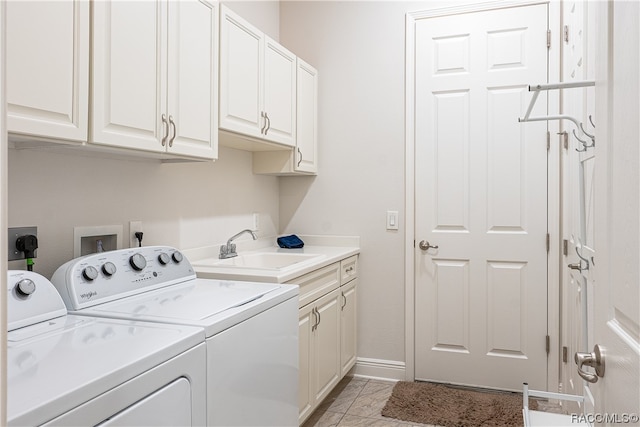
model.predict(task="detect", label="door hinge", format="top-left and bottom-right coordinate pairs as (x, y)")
top-left (562, 346), bottom-right (568, 363)
top-left (547, 131), bottom-right (551, 151)
top-left (562, 131), bottom-right (569, 150)
top-left (547, 30), bottom-right (551, 49)
top-left (563, 239), bottom-right (568, 256)
top-left (564, 25), bottom-right (569, 44)
top-left (546, 233), bottom-right (550, 253)
top-left (546, 335), bottom-right (550, 355)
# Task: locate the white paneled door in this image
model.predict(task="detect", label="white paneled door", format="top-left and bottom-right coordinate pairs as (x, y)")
top-left (414, 4), bottom-right (550, 390)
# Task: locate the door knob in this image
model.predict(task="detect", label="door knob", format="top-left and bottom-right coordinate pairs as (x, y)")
top-left (575, 344), bottom-right (605, 383)
top-left (419, 240), bottom-right (438, 251)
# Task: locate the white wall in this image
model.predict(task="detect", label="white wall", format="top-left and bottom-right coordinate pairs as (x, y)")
top-left (279, 1), bottom-right (455, 370)
top-left (7, 147), bottom-right (280, 278)
top-left (223, 0), bottom-right (279, 41)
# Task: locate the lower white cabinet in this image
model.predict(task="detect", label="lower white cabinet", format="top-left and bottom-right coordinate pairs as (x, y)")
top-left (291, 255), bottom-right (358, 425)
top-left (340, 278), bottom-right (358, 377)
top-left (298, 289), bottom-right (341, 423)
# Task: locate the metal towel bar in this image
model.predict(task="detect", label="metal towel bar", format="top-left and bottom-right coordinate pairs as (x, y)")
top-left (518, 81), bottom-right (596, 151)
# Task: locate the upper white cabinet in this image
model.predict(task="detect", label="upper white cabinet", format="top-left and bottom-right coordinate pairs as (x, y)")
top-left (219, 5), bottom-right (296, 148)
top-left (6, 0), bottom-right (89, 143)
top-left (253, 58), bottom-right (318, 175)
top-left (91, 0), bottom-right (218, 160)
top-left (295, 59), bottom-right (319, 174)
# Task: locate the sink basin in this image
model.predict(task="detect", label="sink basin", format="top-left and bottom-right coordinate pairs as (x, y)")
top-left (193, 252), bottom-right (322, 271)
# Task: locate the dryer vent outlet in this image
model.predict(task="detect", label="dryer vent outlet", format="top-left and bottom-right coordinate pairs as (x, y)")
top-left (73, 225), bottom-right (123, 258)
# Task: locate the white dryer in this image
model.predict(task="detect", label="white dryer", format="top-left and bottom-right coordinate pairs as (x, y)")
top-left (7, 270), bottom-right (206, 427)
top-left (51, 246), bottom-right (299, 427)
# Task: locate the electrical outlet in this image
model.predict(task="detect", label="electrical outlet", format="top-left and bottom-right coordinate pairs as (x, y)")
top-left (130, 221), bottom-right (143, 248)
top-left (8, 226), bottom-right (38, 261)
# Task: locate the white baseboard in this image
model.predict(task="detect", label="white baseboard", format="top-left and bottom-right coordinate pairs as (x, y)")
top-left (352, 357), bottom-right (406, 381)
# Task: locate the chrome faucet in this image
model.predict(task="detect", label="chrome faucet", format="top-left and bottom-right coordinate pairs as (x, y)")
top-left (219, 229), bottom-right (257, 259)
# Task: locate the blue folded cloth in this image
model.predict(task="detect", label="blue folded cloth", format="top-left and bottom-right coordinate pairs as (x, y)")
top-left (277, 234), bottom-right (304, 249)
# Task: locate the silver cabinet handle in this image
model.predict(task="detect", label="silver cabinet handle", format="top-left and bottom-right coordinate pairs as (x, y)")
top-left (575, 344), bottom-right (605, 383)
top-left (311, 307), bottom-right (321, 331)
top-left (419, 240), bottom-right (439, 251)
top-left (260, 112), bottom-right (266, 134)
top-left (168, 115), bottom-right (177, 147)
top-left (297, 147), bottom-right (303, 167)
top-left (341, 292), bottom-right (347, 311)
top-left (161, 114), bottom-right (169, 146)
top-left (264, 112), bottom-right (271, 135)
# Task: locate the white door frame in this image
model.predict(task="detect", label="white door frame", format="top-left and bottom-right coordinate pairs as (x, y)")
top-left (404, 0), bottom-right (561, 391)
top-left (1, 0), bottom-right (7, 424)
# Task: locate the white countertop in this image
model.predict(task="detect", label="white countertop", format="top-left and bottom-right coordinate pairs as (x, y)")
top-left (182, 235), bottom-right (360, 284)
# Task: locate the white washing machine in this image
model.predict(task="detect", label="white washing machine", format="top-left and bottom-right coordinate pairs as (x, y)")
top-left (51, 246), bottom-right (299, 427)
top-left (7, 270), bottom-right (207, 427)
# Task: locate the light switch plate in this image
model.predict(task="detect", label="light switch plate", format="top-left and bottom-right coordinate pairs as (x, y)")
top-left (386, 211), bottom-right (399, 230)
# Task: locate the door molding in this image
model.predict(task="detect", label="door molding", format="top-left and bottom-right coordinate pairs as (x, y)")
top-left (404, 0), bottom-right (561, 390)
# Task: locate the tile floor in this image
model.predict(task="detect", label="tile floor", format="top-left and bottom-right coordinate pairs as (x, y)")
top-left (302, 377), bottom-right (435, 427)
top-left (302, 376), bottom-right (565, 427)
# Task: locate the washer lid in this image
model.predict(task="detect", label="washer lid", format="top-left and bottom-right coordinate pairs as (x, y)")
top-left (77, 278), bottom-right (297, 336)
top-left (7, 314), bottom-right (204, 426)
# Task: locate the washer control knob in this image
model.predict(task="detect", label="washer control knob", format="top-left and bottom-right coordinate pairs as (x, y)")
top-left (129, 253), bottom-right (147, 271)
top-left (172, 251), bottom-right (184, 263)
top-left (16, 279), bottom-right (36, 296)
top-left (102, 262), bottom-right (117, 276)
top-left (158, 253), bottom-right (171, 265)
top-left (82, 266), bottom-right (99, 281)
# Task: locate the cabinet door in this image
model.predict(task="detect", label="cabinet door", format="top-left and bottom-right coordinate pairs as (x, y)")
top-left (219, 6), bottom-right (263, 139)
top-left (263, 36), bottom-right (296, 147)
top-left (313, 289), bottom-right (341, 405)
top-left (91, 0), bottom-right (166, 152)
top-left (296, 59), bottom-right (318, 173)
top-left (298, 304), bottom-right (315, 424)
top-left (6, 0), bottom-right (89, 142)
top-left (340, 279), bottom-right (358, 376)
top-left (166, 0), bottom-right (218, 159)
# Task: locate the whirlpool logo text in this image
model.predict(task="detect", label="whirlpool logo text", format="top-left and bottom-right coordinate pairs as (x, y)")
top-left (80, 291), bottom-right (97, 300)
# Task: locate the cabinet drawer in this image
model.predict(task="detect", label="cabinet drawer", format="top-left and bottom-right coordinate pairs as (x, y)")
top-left (287, 262), bottom-right (340, 309)
top-left (340, 256), bottom-right (358, 285)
